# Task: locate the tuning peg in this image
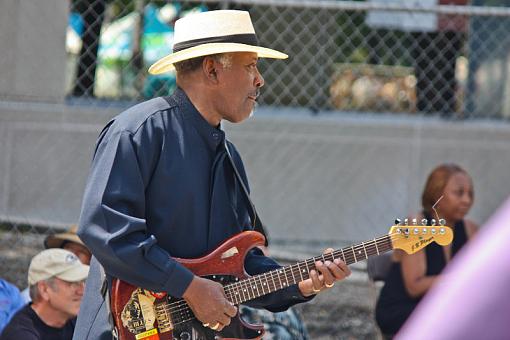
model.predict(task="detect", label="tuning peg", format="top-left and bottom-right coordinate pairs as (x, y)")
top-left (395, 218), bottom-right (401, 226)
top-left (412, 218), bottom-right (417, 226)
top-left (431, 219), bottom-right (436, 226)
top-left (404, 218), bottom-right (409, 226)
top-left (421, 218), bottom-right (428, 226)
top-left (439, 219), bottom-right (446, 226)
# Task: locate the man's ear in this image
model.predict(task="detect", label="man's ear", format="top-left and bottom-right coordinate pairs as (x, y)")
top-left (38, 281), bottom-right (51, 301)
top-left (203, 57), bottom-right (219, 83)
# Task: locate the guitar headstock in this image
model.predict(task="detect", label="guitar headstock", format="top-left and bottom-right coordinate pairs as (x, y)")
top-left (389, 218), bottom-right (453, 254)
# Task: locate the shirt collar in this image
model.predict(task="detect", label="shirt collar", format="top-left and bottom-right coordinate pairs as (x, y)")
top-left (173, 87), bottom-right (225, 151)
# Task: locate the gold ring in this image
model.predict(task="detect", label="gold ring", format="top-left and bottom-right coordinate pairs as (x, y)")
top-left (312, 288), bottom-right (320, 293)
top-left (325, 282), bottom-right (334, 288)
top-left (203, 323), bottom-right (209, 327)
top-left (210, 323), bottom-right (220, 330)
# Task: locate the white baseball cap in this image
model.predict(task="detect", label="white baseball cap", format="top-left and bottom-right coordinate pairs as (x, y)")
top-left (28, 248), bottom-right (89, 285)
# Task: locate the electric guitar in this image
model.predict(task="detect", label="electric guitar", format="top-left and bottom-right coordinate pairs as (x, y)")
top-left (111, 221), bottom-right (453, 340)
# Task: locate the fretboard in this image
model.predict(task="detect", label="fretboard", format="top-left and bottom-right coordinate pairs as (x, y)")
top-left (224, 234), bottom-right (393, 305)
top-left (167, 234), bottom-right (394, 326)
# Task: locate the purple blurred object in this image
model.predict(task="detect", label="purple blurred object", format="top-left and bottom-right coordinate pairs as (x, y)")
top-left (396, 197), bottom-right (510, 340)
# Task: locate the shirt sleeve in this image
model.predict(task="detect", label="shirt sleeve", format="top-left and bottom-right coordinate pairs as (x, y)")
top-left (78, 119), bottom-right (194, 298)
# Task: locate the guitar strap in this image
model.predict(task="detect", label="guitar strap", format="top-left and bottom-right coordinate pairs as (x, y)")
top-left (224, 140), bottom-right (269, 246)
top-left (99, 264), bottom-right (119, 340)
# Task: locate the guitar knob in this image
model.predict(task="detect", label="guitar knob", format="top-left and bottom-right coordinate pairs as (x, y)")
top-left (395, 218), bottom-right (401, 226)
top-left (421, 218), bottom-right (428, 226)
top-left (404, 218), bottom-right (409, 226)
top-left (439, 219), bottom-right (446, 226)
top-left (412, 218), bottom-right (417, 226)
top-left (431, 219), bottom-right (436, 226)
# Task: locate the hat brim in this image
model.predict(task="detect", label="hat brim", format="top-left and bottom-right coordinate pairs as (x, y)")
top-left (148, 42), bottom-right (288, 75)
top-left (56, 264), bottom-right (89, 282)
top-left (45, 233), bottom-right (84, 249)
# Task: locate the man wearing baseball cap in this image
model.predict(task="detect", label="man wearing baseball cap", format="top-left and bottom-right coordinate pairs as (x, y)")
top-left (0, 249), bottom-right (89, 339)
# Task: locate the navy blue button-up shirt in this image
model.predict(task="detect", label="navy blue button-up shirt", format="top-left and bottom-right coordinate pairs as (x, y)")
top-left (78, 88), bottom-right (308, 311)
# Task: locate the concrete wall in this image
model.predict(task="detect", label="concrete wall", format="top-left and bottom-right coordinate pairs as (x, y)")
top-left (1, 102), bottom-right (509, 246)
top-left (0, 0), bottom-right (67, 102)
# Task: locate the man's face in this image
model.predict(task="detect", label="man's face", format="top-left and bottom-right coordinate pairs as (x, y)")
top-left (45, 277), bottom-right (85, 318)
top-left (215, 52), bottom-right (264, 123)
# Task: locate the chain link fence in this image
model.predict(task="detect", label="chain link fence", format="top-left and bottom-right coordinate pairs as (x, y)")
top-left (64, 0), bottom-right (510, 118)
top-left (2, 3), bottom-right (510, 336)
top-left (3, 0), bottom-right (510, 280)
top-left (4, 0), bottom-right (510, 281)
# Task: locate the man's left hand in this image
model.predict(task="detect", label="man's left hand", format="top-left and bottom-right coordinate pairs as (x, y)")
top-left (298, 248), bottom-right (351, 297)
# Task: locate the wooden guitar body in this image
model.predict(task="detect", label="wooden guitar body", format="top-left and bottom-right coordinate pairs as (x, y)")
top-left (111, 231), bottom-right (266, 340)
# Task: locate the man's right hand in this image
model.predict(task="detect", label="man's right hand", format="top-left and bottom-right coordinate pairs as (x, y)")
top-left (182, 276), bottom-right (237, 332)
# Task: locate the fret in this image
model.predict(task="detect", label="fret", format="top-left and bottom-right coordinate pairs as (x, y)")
top-left (374, 238), bottom-right (380, 255)
top-left (258, 275), bottom-right (266, 295)
top-left (351, 245), bottom-right (357, 263)
top-left (252, 277), bottom-right (261, 297)
top-left (264, 273), bottom-right (271, 293)
top-left (296, 262), bottom-right (304, 281)
top-left (276, 268), bottom-right (284, 288)
top-left (283, 268), bottom-right (290, 287)
top-left (362, 241), bottom-right (368, 259)
top-left (233, 287), bottom-right (240, 304)
top-left (340, 248), bottom-right (346, 263)
top-left (289, 264), bottom-right (297, 285)
top-left (241, 280), bottom-right (250, 301)
top-left (270, 270), bottom-right (277, 292)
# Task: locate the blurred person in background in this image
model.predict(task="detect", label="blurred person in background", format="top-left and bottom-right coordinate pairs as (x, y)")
top-left (397, 195), bottom-right (510, 340)
top-left (21, 225), bottom-right (91, 304)
top-left (0, 249), bottom-right (89, 340)
top-left (44, 225), bottom-right (91, 266)
top-left (375, 163), bottom-right (478, 337)
top-left (0, 278), bottom-right (25, 333)
top-left (74, 9), bottom-right (350, 340)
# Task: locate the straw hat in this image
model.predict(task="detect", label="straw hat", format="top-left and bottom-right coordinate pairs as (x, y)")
top-left (44, 224), bottom-right (85, 249)
top-left (148, 10), bottom-right (288, 75)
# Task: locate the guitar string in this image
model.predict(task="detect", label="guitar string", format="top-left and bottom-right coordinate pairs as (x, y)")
top-left (166, 228), bottom-right (448, 326)
top-left (166, 236), bottom-right (399, 326)
top-left (160, 226), bottom-right (450, 324)
top-left (159, 232), bottom-right (414, 323)
top-left (163, 230), bottom-right (431, 325)
top-left (161, 230), bottom-right (434, 323)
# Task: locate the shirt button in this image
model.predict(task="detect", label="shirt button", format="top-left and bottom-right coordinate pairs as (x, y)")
top-left (212, 132), bottom-right (220, 140)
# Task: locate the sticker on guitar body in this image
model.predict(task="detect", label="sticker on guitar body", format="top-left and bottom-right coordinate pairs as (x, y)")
top-left (121, 288), bottom-right (168, 339)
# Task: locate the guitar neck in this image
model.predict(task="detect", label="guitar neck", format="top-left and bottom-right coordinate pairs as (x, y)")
top-left (166, 234), bottom-right (394, 327)
top-left (224, 234), bottom-right (393, 305)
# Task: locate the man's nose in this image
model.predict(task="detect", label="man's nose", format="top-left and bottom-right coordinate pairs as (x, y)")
top-left (254, 68), bottom-right (264, 88)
